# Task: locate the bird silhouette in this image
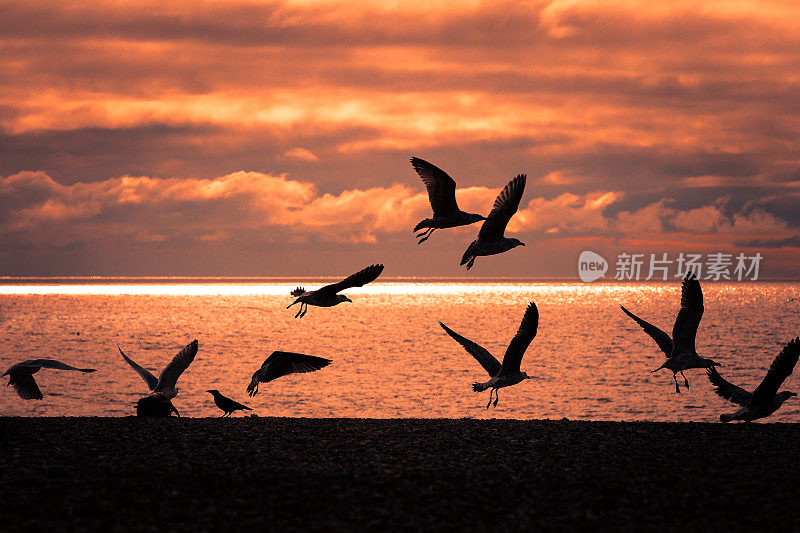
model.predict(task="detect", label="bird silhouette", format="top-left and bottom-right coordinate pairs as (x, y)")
top-left (707, 338), bottom-right (800, 422)
top-left (247, 351), bottom-right (332, 397)
top-left (206, 389), bottom-right (253, 417)
top-left (409, 157), bottom-right (486, 244)
top-left (440, 302), bottom-right (538, 408)
top-left (460, 174), bottom-right (526, 270)
top-left (620, 272), bottom-right (720, 393)
top-left (119, 339), bottom-right (198, 406)
top-left (3, 359), bottom-right (96, 400)
top-left (287, 264), bottom-right (384, 318)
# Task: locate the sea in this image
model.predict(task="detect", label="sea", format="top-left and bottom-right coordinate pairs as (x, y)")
top-left (1, 278), bottom-right (799, 421)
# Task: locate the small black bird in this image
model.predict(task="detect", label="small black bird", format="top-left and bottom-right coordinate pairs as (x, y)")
top-left (206, 389), bottom-right (253, 417)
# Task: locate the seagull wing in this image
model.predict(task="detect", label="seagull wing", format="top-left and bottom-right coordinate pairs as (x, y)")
top-left (410, 157), bottom-right (460, 217)
top-left (155, 339), bottom-right (199, 391)
top-left (619, 305), bottom-right (673, 356)
top-left (670, 273), bottom-right (704, 359)
top-left (501, 302), bottom-right (539, 374)
top-left (250, 351), bottom-right (332, 384)
top-left (440, 322), bottom-right (501, 377)
top-left (706, 367), bottom-right (751, 406)
top-left (316, 264), bottom-right (385, 297)
top-left (9, 372), bottom-right (43, 400)
top-left (19, 359), bottom-right (96, 372)
top-left (477, 174), bottom-right (526, 240)
top-left (751, 337), bottom-right (800, 407)
top-left (118, 347), bottom-right (159, 390)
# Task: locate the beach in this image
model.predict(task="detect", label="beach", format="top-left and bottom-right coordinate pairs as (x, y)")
top-left (2, 417), bottom-right (799, 531)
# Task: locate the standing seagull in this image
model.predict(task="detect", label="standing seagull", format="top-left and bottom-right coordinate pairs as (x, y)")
top-left (707, 338), bottom-right (800, 422)
top-left (3, 359), bottom-right (96, 400)
top-left (620, 273), bottom-right (720, 394)
top-left (287, 264), bottom-right (384, 318)
top-left (206, 389), bottom-right (253, 417)
top-left (440, 302), bottom-right (538, 408)
top-left (247, 351), bottom-right (332, 397)
top-left (410, 157), bottom-right (486, 244)
top-left (460, 174), bottom-right (526, 270)
top-left (119, 339), bottom-right (198, 403)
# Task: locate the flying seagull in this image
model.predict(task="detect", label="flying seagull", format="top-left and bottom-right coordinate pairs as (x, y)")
top-left (247, 351), bottom-right (332, 397)
top-left (3, 359), bottom-right (96, 400)
top-left (460, 174), bottom-right (526, 270)
top-left (707, 338), bottom-right (800, 422)
top-left (287, 264), bottom-right (384, 318)
top-left (119, 339), bottom-right (198, 404)
top-left (410, 157), bottom-right (486, 244)
top-left (440, 301), bottom-right (538, 408)
top-left (620, 272), bottom-right (720, 394)
top-left (206, 389), bottom-right (253, 417)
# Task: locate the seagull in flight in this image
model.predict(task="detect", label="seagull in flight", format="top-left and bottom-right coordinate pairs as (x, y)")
top-left (410, 157), bottom-right (486, 244)
top-left (460, 174), bottom-right (526, 270)
top-left (247, 351), bottom-right (332, 397)
top-left (440, 302), bottom-right (538, 408)
top-left (119, 339), bottom-right (198, 407)
top-left (206, 389), bottom-right (253, 417)
top-left (707, 338), bottom-right (800, 422)
top-left (3, 359), bottom-right (96, 400)
top-left (620, 273), bottom-right (720, 394)
top-left (287, 264), bottom-right (384, 318)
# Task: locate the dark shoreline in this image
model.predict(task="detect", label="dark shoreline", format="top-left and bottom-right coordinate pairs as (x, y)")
top-left (2, 417), bottom-right (799, 531)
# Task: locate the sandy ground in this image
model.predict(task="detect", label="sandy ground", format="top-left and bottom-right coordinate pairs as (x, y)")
top-left (1, 417), bottom-right (799, 532)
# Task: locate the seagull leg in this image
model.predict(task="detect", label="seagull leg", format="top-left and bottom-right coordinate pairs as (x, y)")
top-left (299, 304), bottom-right (308, 318)
top-left (673, 373), bottom-right (681, 394)
top-left (493, 390), bottom-right (500, 407)
top-left (681, 370), bottom-right (689, 389)
top-left (486, 390), bottom-right (493, 409)
top-left (295, 305), bottom-right (303, 318)
top-left (417, 228), bottom-right (435, 244)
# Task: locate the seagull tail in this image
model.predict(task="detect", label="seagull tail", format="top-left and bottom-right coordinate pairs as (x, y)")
top-left (719, 413), bottom-right (735, 423)
top-left (472, 382), bottom-right (490, 392)
top-left (290, 287), bottom-right (305, 297)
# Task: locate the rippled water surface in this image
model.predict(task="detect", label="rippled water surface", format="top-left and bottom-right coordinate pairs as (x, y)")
top-left (1, 280), bottom-right (799, 421)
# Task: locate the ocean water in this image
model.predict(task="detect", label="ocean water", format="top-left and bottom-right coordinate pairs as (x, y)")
top-left (1, 279), bottom-right (799, 422)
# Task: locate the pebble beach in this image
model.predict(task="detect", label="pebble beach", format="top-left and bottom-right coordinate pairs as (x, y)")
top-left (2, 417), bottom-right (799, 531)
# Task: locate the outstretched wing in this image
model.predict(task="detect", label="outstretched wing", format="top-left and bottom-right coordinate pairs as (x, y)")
top-left (155, 340), bottom-right (199, 391)
top-left (619, 306), bottom-right (673, 356)
top-left (410, 157), bottom-right (460, 217)
top-left (671, 273), bottom-right (704, 358)
top-left (440, 322), bottom-right (501, 377)
top-left (251, 351), bottom-right (332, 384)
top-left (478, 174), bottom-right (526, 240)
top-left (501, 302), bottom-right (539, 374)
top-left (317, 264), bottom-right (385, 296)
top-left (18, 359), bottom-right (96, 373)
top-left (9, 373), bottom-right (43, 400)
top-left (751, 337), bottom-right (800, 406)
top-left (706, 367), bottom-right (751, 406)
top-left (118, 347), bottom-right (159, 390)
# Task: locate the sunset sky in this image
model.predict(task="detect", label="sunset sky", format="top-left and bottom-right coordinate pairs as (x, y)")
top-left (2, 0), bottom-right (800, 277)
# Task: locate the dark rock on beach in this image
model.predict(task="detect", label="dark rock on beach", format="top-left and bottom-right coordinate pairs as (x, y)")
top-left (1, 417), bottom-right (800, 532)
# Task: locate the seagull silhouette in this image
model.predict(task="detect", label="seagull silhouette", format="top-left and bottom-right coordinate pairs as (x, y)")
top-left (460, 174), bottom-right (526, 270)
top-left (440, 302), bottom-right (538, 408)
top-left (287, 264), bottom-right (384, 318)
top-left (3, 359), bottom-right (96, 400)
top-left (707, 338), bottom-right (800, 422)
top-left (410, 157), bottom-right (486, 244)
top-left (119, 339), bottom-right (198, 407)
top-left (247, 351), bottom-right (332, 397)
top-left (206, 389), bottom-right (253, 417)
top-left (620, 273), bottom-right (720, 394)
